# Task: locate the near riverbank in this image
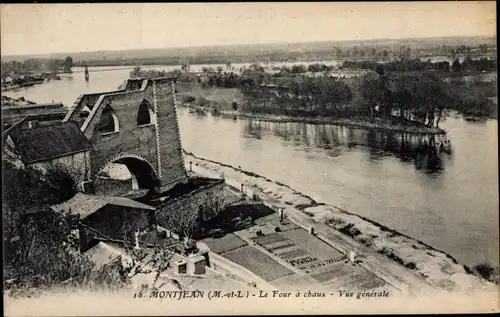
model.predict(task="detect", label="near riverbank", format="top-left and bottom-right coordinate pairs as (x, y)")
top-left (183, 150), bottom-right (495, 295)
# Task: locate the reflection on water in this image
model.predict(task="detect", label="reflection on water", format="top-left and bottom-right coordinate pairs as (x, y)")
top-left (244, 120), bottom-right (447, 175)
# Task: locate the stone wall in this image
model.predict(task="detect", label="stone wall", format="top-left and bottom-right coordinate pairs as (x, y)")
top-left (29, 151), bottom-right (91, 184)
top-left (155, 180), bottom-right (226, 235)
top-left (153, 78), bottom-right (188, 191)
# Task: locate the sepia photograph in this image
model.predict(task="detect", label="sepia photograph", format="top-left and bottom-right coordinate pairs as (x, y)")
top-left (1, 2), bottom-right (498, 315)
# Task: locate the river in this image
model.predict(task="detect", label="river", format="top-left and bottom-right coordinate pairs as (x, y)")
top-left (4, 66), bottom-right (498, 267)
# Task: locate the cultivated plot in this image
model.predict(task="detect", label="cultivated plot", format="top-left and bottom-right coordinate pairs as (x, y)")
top-left (202, 233), bottom-right (248, 254)
top-left (222, 246), bottom-right (295, 281)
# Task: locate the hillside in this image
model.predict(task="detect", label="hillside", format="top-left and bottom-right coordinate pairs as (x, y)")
top-left (2, 36), bottom-right (496, 64)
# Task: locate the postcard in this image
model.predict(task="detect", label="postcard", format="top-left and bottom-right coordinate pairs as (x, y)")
top-left (2, 2), bottom-right (498, 315)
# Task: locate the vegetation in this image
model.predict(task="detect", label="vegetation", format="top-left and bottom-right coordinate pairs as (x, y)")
top-left (1, 56), bottom-right (73, 76)
top-left (472, 263), bottom-right (500, 285)
top-left (237, 59), bottom-right (496, 122)
top-left (2, 161), bottom-right (179, 297)
top-left (342, 56), bottom-right (496, 74)
top-left (2, 161), bottom-right (120, 297)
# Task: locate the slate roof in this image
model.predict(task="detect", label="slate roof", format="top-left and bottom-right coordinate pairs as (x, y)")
top-left (51, 193), bottom-right (156, 219)
top-left (7, 121), bottom-right (93, 164)
top-left (85, 241), bottom-right (123, 270)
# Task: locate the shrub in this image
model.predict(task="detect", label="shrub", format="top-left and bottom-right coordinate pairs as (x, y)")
top-left (473, 263), bottom-right (500, 284)
top-left (185, 96), bottom-right (196, 103)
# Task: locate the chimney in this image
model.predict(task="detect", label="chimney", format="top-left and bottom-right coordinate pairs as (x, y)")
top-left (134, 231), bottom-right (140, 249)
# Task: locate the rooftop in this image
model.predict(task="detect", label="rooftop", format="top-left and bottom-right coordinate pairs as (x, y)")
top-left (51, 193), bottom-right (156, 219)
top-left (7, 121), bottom-right (93, 164)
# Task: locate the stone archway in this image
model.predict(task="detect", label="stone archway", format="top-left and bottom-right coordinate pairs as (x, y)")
top-left (74, 78), bottom-right (188, 193)
top-left (95, 153), bottom-right (161, 192)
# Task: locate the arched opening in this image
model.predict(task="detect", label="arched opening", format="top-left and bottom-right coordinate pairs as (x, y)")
top-left (137, 100), bottom-right (155, 126)
top-left (98, 106), bottom-right (119, 134)
top-left (94, 157), bottom-right (159, 196)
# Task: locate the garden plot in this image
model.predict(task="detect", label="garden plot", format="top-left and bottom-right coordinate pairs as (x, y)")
top-left (222, 246), bottom-right (294, 281)
top-left (299, 258), bottom-right (348, 273)
top-left (265, 240), bottom-right (296, 252)
top-left (202, 234), bottom-right (248, 255)
top-left (253, 233), bottom-right (288, 246)
top-left (312, 262), bottom-right (387, 292)
top-left (270, 273), bottom-right (323, 291)
top-left (282, 228), bottom-right (344, 260)
top-left (345, 271), bottom-right (387, 292)
top-left (310, 262), bottom-right (360, 283)
top-left (253, 232), bottom-right (345, 272)
top-left (326, 270), bottom-right (372, 289)
top-left (279, 248), bottom-right (311, 261)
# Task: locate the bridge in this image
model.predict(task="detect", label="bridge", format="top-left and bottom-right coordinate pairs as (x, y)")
top-left (64, 77), bottom-right (188, 193)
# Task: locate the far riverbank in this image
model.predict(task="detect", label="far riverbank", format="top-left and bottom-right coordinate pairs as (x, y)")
top-left (186, 105), bottom-right (446, 135)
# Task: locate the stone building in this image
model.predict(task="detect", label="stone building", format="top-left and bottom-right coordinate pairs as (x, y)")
top-left (59, 77), bottom-right (228, 241)
top-left (1, 96), bottom-right (72, 130)
top-left (51, 193), bottom-right (157, 253)
top-left (3, 121), bottom-right (93, 183)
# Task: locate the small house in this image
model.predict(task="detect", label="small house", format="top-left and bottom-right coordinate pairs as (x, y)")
top-left (51, 193), bottom-right (157, 253)
top-left (3, 122), bottom-right (93, 183)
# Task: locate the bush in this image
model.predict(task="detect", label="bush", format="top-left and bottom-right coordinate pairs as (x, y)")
top-left (185, 96), bottom-right (196, 103)
top-left (473, 263), bottom-right (500, 284)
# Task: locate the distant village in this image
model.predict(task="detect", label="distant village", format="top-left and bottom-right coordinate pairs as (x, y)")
top-left (1, 56), bottom-right (74, 91)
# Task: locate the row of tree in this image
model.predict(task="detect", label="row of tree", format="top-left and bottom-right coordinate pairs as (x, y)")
top-left (239, 76), bottom-right (356, 118)
top-left (1, 56), bottom-right (73, 77)
top-left (342, 57), bottom-right (496, 74)
top-left (239, 68), bottom-right (495, 126)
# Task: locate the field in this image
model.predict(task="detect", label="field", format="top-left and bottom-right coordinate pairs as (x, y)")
top-left (202, 233), bottom-right (248, 255)
top-left (270, 273), bottom-right (319, 290)
top-left (222, 246), bottom-right (294, 281)
top-left (252, 229), bottom-right (388, 291)
top-left (282, 228), bottom-right (344, 260)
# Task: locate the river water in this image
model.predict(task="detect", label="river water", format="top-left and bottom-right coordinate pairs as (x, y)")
top-left (5, 67), bottom-right (498, 267)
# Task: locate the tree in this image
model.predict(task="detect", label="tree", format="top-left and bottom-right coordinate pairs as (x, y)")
top-left (452, 59), bottom-right (462, 72)
top-left (291, 64), bottom-right (306, 74)
top-left (180, 62), bottom-right (190, 73)
top-left (375, 64), bottom-right (385, 76)
top-left (2, 161), bottom-right (124, 297)
top-left (158, 206), bottom-right (202, 250)
top-left (47, 59), bottom-right (63, 73)
top-left (117, 226), bottom-right (179, 290)
top-left (352, 45), bottom-right (360, 57)
top-left (359, 76), bottom-right (387, 120)
top-left (480, 44), bottom-right (488, 54)
top-left (63, 56), bottom-right (73, 72)
top-left (335, 47), bottom-right (343, 58)
top-left (463, 55), bottom-right (473, 71)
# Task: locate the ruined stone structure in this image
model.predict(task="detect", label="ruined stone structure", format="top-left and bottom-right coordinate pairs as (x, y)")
top-left (64, 77), bottom-right (187, 193)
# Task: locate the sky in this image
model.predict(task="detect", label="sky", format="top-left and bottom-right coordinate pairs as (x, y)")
top-left (1, 2), bottom-right (496, 56)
